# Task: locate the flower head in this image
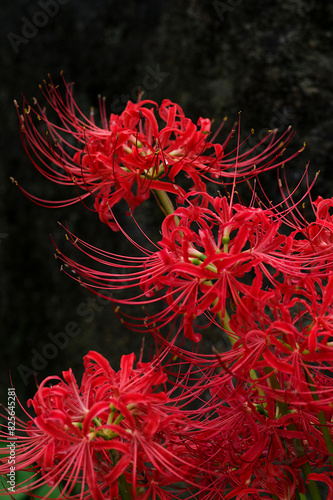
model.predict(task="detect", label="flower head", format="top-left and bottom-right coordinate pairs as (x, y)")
top-left (13, 75), bottom-right (301, 230)
top-left (0, 351), bottom-right (194, 499)
top-left (56, 191), bottom-right (300, 342)
top-left (222, 274), bottom-right (333, 411)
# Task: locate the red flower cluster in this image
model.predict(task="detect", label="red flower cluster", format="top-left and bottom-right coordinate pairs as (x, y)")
top-left (3, 76), bottom-right (333, 499)
top-left (1, 351), bottom-right (197, 499)
top-left (228, 273), bottom-right (333, 397)
top-left (191, 274), bottom-right (333, 497)
top-left (57, 189), bottom-right (333, 344)
top-left (14, 74), bottom-right (301, 229)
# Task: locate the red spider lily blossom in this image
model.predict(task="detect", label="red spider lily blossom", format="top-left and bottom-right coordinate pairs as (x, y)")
top-left (291, 195), bottom-right (333, 256)
top-left (217, 273), bottom-right (333, 412)
top-left (256, 165), bottom-right (333, 274)
top-left (184, 368), bottom-right (331, 499)
top-left (157, 275), bottom-right (333, 497)
top-left (12, 74), bottom-right (303, 230)
top-left (0, 351), bottom-right (196, 499)
top-left (55, 189), bottom-right (333, 342)
top-left (179, 379), bottom-right (299, 499)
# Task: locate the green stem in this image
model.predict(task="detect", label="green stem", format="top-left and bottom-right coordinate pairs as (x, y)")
top-left (263, 368), bottom-right (289, 416)
top-left (300, 460), bottom-right (323, 500)
top-left (290, 428), bottom-right (323, 499)
top-left (110, 450), bottom-right (133, 500)
top-left (288, 421), bottom-right (321, 498)
top-left (221, 308), bottom-right (237, 346)
top-left (117, 472), bottom-right (133, 500)
top-left (298, 494), bottom-right (307, 500)
top-left (154, 189), bottom-right (177, 216)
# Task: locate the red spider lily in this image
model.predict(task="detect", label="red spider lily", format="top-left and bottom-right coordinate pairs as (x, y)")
top-left (55, 189), bottom-right (328, 342)
top-left (178, 377), bottom-right (299, 499)
top-left (291, 196), bottom-right (333, 257)
top-left (217, 273), bottom-right (333, 413)
top-left (253, 163), bottom-right (333, 275)
top-left (159, 275), bottom-right (333, 498)
top-left (13, 74), bottom-right (302, 230)
top-left (181, 366), bottom-right (331, 499)
top-left (0, 351), bottom-right (196, 499)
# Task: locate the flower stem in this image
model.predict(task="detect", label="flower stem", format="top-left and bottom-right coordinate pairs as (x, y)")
top-left (298, 493), bottom-right (307, 500)
top-left (222, 308), bottom-right (237, 346)
top-left (110, 450), bottom-right (133, 500)
top-left (154, 189), bottom-right (177, 216)
top-left (118, 472), bottom-right (133, 500)
top-left (301, 461), bottom-right (323, 500)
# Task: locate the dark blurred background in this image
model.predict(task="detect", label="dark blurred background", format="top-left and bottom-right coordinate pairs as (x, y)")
top-left (1, 0), bottom-right (333, 405)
